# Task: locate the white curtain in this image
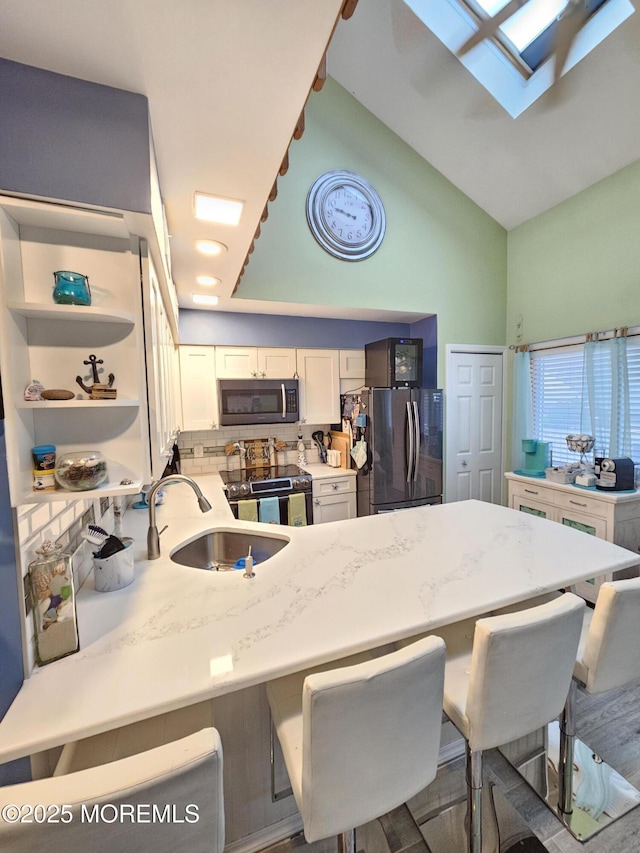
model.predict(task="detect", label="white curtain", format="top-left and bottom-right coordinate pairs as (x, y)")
top-left (511, 350), bottom-right (533, 470)
top-left (582, 337), bottom-right (631, 457)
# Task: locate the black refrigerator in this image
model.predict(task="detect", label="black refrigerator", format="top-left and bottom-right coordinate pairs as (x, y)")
top-left (356, 387), bottom-right (443, 516)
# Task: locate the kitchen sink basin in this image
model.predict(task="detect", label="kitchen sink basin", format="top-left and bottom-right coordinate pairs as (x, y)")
top-left (170, 530), bottom-right (289, 571)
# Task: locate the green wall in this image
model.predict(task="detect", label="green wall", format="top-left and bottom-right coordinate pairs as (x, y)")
top-left (507, 158), bottom-right (640, 346)
top-left (236, 78), bottom-right (507, 385)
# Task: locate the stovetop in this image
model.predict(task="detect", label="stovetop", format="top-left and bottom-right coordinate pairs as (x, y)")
top-left (219, 465), bottom-right (307, 485)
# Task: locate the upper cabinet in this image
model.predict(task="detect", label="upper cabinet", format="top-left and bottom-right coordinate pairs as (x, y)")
top-left (0, 196), bottom-right (158, 505)
top-left (215, 347), bottom-right (297, 379)
top-left (339, 349), bottom-right (365, 379)
top-left (297, 349), bottom-right (340, 425)
top-left (180, 346), bottom-right (219, 432)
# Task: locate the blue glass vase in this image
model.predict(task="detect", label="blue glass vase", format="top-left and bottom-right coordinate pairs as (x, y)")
top-left (52, 270), bottom-right (91, 306)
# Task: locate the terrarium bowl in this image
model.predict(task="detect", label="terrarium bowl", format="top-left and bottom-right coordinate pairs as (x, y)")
top-left (55, 451), bottom-right (108, 491)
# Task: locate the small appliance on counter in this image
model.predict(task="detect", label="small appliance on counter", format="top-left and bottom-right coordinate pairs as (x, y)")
top-left (515, 439), bottom-right (551, 477)
top-left (595, 457), bottom-right (635, 491)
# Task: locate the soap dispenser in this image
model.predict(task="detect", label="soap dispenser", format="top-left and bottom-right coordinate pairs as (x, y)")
top-left (297, 424), bottom-right (307, 467)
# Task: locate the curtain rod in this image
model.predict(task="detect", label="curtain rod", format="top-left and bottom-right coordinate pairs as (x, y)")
top-left (509, 325), bottom-right (640, 352)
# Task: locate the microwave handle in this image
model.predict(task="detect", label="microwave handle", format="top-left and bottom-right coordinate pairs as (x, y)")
top-left (281, 383), bottom-right (286, 419)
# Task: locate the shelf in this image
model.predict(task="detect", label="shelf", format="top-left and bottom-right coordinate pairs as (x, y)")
top-left (8, 302), bottom-right (135, 324)
top-left (16, 399), bottom-right (140, 409)
top-left (22, 478), bottom-right (143, 505)
top-left (0, 196), bottom-right (129, 239)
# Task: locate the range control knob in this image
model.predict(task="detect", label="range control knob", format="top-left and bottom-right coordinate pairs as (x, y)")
top-left (293, 477), bottom-right (310, 490)
top-left (239, 483), bottom-right (251, 497)
top-left (228, 484), bottom-right (240, 499)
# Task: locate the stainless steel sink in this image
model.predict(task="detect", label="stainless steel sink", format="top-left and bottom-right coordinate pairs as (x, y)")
top-left (170, 530), bottom-right (289, 571)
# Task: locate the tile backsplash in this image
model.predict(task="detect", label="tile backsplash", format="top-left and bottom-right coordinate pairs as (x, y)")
top-left (177, 423), bottom-right (329, 475)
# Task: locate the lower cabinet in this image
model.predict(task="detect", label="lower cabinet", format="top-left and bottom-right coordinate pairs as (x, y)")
top-left (507, 474), bottom-right (640, 602)
top-left (312, 474), bottom-right (357, 524)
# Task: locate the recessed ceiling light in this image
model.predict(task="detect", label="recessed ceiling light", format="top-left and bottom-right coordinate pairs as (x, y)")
top-left (194, 192), bottom-right (244, 226)
top-left (196, 239), bottom-right (227, 256)
top-left (196, 275), bottom-right (220, 286)
top-left (192, 293), bottom-right (219, 306)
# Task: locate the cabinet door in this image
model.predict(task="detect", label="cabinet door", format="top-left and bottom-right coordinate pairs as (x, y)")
top-left (215, 347), bottom-right (258, 378)
top-left (313, 492), bottom-right (357, 524)
top-left (297, 349), bottom-right (340, 425)
top-left (339, 349), bottom-right (365, 379)
top-left (510, 495), bottom-right (555, 521)
top-left (180, 347), bottom-right (218, 431)
top-left (257, 348), bottom-right (296, 378)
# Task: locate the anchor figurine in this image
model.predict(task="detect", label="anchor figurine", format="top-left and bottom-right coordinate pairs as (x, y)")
top-left (76, 354), bottom-right (117, 400)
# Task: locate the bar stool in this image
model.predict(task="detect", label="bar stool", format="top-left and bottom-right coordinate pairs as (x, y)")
top-left (558, 578), bottom-right (640, 821)
top-left (0, 728), bottom-right (224, 853)
top-left (421, 593), bottom-right (585, 853)
top-left (266, 636), bottom-right (446, 853)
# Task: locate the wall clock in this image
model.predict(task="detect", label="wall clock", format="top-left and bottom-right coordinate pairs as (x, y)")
top-left (306, 170), bottom-right (386, 261)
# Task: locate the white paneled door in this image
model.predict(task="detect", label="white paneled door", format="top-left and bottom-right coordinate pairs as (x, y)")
top-left (445, 347), bottom-right (505, 504)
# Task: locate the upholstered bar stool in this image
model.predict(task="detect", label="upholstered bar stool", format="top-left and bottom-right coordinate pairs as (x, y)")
top-left (266, 636), bottom-right (446, 853)
top-left (0, 728), bottom-right (224, 853)
top-left (404, 593), bottom-right (585, 853)
top-left (556, 578), bottom-right (640, 830)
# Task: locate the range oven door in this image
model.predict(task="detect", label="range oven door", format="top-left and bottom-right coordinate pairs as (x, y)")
top-left (229, 491), bottom-right (312, 525)
top-left (218, 379), bottom-right (299, 425)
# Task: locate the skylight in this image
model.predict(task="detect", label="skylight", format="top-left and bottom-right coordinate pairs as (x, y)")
top-left (475, 0), bottom-right (569, 51)
top-left (404, 0), bottom-right (635, 117)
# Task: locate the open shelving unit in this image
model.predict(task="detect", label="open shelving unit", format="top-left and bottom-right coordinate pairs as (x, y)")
top-left (0, 195), bottom-right (152, 506)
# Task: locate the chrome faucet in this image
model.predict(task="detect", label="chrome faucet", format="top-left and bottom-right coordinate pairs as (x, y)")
top-left (146, 474), bottom-right (212, 560)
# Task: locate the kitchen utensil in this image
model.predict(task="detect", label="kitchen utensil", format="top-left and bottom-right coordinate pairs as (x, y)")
top-left (82, 525), bottom-right (110, 547)
top-left (95, 534), bottom-right (126, 559)
top-left (312, 430), bottom-right (327, 463)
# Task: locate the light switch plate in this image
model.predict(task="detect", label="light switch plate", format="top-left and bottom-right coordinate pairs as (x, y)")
top-left (194, 443), bottom-right (204, 458)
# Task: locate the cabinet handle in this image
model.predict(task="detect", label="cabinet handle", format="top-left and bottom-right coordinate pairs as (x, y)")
top-left (524, 489), bottom-right (538, 495)
top-left (332, 483), bottom-right (339, 490)
top-left (314, 499), bottom-right (320, 506)
top-left (569, 500), bottom-right (587, 507)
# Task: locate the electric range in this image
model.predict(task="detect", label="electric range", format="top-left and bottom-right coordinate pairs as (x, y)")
top-left (220, 465), bottom-right (312, 525)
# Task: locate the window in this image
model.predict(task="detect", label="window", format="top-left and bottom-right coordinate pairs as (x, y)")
top-left (530, 337), bottom-right (640, 466)
top-left (404, 0), bottom-right (635, 117)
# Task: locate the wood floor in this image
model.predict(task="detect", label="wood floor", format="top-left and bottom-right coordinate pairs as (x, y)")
top-left (264, 678), bottom-right (640, 853)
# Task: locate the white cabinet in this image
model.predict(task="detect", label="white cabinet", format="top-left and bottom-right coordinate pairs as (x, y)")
top-left (339, 349), bottom-right (365, 378)
top-left (142, 247), bottom-right (181, 479)
top-left (506, 474), bottom-right (640, 602)
top-left (297, 348), bottom-right (340, 425)
top-left (179, 346), bottom-right (218, 431)
top-left (215, 347), bottom-right (296, 379)
top-left (312, 473), bottom-right (357, 524)
top-left (0, 195), bottom-right (152, 505)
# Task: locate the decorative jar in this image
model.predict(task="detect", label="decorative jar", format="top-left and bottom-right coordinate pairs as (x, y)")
top-left (55, 450), bottom-right (108, 491)
top-left (29, 541), bottom-right (79, 665)
top-left (52, 270), bottom-right (91, 306)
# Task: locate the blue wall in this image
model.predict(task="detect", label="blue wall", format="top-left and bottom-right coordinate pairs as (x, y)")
top-left (0, 382), bottom-right (30, 784)
top-left (0, 58), bottom-right (151, 214)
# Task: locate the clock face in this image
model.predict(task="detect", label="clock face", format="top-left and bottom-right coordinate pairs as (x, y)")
top-left (306, 170), bottom-right (385, 261)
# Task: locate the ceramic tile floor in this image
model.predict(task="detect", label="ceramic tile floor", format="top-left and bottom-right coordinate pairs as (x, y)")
top-left (264, 678), bottom-right (640, 853)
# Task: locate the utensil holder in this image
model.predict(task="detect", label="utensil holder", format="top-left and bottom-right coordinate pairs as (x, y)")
top-left (93, 542), bottom-right (134, 592)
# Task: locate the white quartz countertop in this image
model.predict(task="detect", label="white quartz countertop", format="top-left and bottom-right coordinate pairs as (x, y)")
top-left (301, 462), bottom-right (357, 479)
top-left (0, 476), bottom-right (637, 764)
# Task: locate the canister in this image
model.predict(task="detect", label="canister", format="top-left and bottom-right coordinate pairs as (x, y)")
top-left (32, 444), bottom-right (56, 470)
top-left (29, 540), bottom-right (79, 665)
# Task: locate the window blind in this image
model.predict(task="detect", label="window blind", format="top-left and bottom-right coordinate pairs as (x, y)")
top-left (531, 337), bottom-right (640, 466)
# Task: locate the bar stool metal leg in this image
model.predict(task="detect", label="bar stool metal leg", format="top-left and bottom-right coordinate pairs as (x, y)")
top-left (558, 680), bottom-right (577, 816)
top-left (338, 828), bottom-right (355, 853)
top-left (466, 743), bottom-right (483, 853)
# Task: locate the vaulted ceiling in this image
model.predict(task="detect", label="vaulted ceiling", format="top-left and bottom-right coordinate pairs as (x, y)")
top-left (0, 0), bottom-right (638, 317)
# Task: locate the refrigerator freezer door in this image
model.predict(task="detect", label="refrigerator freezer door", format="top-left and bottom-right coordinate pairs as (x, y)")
top-left (412, 389), bottom-right (444, 501)
top-left (370, 388), bottom-right (414, 508)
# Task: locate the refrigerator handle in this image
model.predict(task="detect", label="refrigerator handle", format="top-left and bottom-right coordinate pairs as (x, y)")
top-left (406, 401), bottom-right (414, 483)
top-left (412, 401), bottom-right (420, 481)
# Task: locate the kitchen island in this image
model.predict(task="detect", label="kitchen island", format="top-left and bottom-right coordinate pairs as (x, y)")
top-left (0, 475), bottom-right (637, 768)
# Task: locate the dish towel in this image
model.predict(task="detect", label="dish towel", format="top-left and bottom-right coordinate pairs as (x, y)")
top-left (259, 496), bottom-right (280, 524)
top-left (288, 492), bottom-right (307, 527)
top-left (237, 499), bottom-right (258, 522)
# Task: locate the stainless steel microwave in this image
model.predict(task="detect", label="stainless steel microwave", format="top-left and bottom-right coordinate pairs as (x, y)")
top-left (218, 378), bottom-right (300, 425)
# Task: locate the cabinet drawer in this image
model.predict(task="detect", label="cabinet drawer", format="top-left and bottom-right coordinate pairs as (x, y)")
top-left (312, 476), bottom-right (355, 498)
top-left (509, 482), bottom-right (553, 504)
top-left (553, 490), bottom-right (608, 520)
